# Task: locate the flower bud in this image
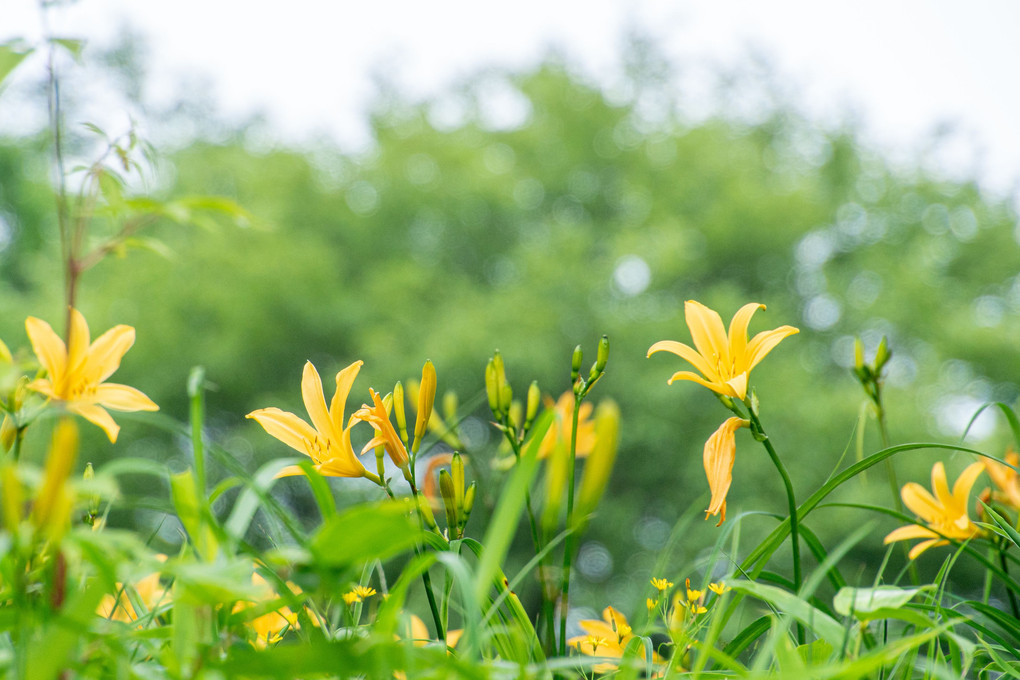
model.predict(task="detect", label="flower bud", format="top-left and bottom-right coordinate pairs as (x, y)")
top-left (596, 335), bottom-right (609, 373)
top-left (32, 418), bottom-right (79, 535)
top-left (525, 381), bottom-right (541, 430)
top-left (853, 337), bottom-right (866, 374)
top-left (500, 384), bottom-right (513, 415)
top-left (570, 345), bottom-right (583, 384)
top-left (0, 415), bottom-right (15, 452)
top-left (874, 336), bottom-right (891, 371)
top-left (485, 358), bottom-right (500, 416)
top-left (393, 381), bottom-right (408, 445)
top-left (463, 481), bottom-right (477, 515)
top-left (439, 469), bottom-right (458, 531)
top-left (451, 452), bottom-right (465, 511)
top-left (416, 494), bottom-right (438, 530)
top-left (442, 391), bottom-right (458, 424)
top-left (413, 360), bottom-right (437, 454)
top-left (84, 461), bottom-right (100, 525)
top-left (574, 400), bottom-right (620, 526)
top-left (542, 442), bottom-right (569, 533)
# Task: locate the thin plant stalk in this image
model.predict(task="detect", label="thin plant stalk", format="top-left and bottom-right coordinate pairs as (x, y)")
top-left (557, 392), bottom-right (582, 656)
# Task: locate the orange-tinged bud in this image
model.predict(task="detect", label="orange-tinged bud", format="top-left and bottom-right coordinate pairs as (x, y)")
top-left (393, 381), bottom-right (408, 444)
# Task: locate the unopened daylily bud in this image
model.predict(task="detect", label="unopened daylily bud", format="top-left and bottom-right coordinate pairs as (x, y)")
top-left (853, 337), bottom-right (865, 373)
top-left (1, 462), bottom-right (22, 532)
top-left (500, 384), bottom-right (513, 415)
top-left (0, 415), bottom-right (15, 452)
top-left (485, 358), bottom-right (500, 416)
top-left (574, 400), bottom-right (620, 526)
top-left (416, 494), bottom-right (438, 530)
top-left (508, 400), bottom-right (522, 430)
top-left (413, 360), bottom-right (437, 454)
top-left (442, 391), bottom-right (458, 424)
top-left (439, 469), bottom-right (458, 530)
top-left (393, 381), bottom-right (408, 444)
top-left (525, 381), bottom-right (541, 430)
top-left (451, 453), bottom-right (465, 511)
top-left (542, 442), bottom-right (569, 532)
top-left (571, 345), bottom-right (583, 384)
top-left (596, 335), bottom-right (609, 373)
top-left (0, 338), bottom-right (11, 364)
top-left (463, 481), bottom-right (477, 515)
top-left (874, 336), bottom-right (891, 371)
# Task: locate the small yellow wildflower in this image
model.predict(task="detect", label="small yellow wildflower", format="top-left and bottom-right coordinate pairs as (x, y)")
top-left (647, 597), bottom-right (658, 610)
top-left (708, 582), bottom-right (731, 596)
top-left (248, 360), bottom-right (380, 482)
top-left (647, 300), bottom-right (798, 401)
top-left (884, 461), bottom-right (985, 559)
top-left (650, 577), bottom-right (674, 592)
top-left (343, 585), bottom-right (377, 604)
top-left (685, 578), bottom-right (703, 603)
top-left (26, 308), bottom-right (158, 443)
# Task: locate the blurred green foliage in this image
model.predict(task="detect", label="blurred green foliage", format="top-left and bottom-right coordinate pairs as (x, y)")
top-left (2, 49), bottom-right (1018, 610)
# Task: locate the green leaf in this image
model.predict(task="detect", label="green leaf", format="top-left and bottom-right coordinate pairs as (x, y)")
top-left (0, 42), bottom-right (33, 88)
top-left (729, 579), bottom-right (847, 648)
top-left (50, 38), bottom-right (85, 63)
top-left (978, 501), bottom-right (1020, 550)
top-left (308, 498), bottom-right (420, 567)
top-left (833, 585), bottom-right (931, 618)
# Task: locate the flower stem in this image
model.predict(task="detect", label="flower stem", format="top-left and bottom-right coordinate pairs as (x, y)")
top-left (999, 543), bottom-right (1019, 618)
top-left (747, 409), bottom-right (802, 595)
top-left (557, 392), bottom-right (582, 656)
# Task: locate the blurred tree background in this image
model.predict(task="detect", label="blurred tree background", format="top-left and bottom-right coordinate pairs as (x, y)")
top-left (2, 37), bottom-right (1018, 614)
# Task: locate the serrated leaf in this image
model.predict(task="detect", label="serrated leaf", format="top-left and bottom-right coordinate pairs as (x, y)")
top-left (833, 585), bottom-right (930, 618)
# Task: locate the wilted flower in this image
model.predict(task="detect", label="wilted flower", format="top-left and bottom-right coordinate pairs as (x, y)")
top-left (247, 360), bottom-right (380, 483)
top-left (703, 417), bottom-right (750, 525)
top-left (884, 461), bottom-right (985, 559)
top-left (647, 300), bottom-right (798, 401)
top-left (26, 308), bottom-right (158, 443)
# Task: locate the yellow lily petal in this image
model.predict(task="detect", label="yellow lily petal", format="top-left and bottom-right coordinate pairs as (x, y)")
top-left (25, 316), bottom-right (67, 380)
top-left (684, 300), bottom-right (731, 371)
top-left (86, 324), bottom-right (136, 383)
top-left (647, 340), bottom-right (718, 381)
top-left (301, 362), bottom-right (339, 444)
top-left (66, 307), bottom-right (91, 377)
top-left (744, 325), bottom-right (800, 373)
top-left (883, 524), bottom-right (939, 544)
top-left (247, 407), bottom-right (319, 457)
top-left (900, 482), bottom-right (942, 525)
top-left (94, 383), bottom-right (160, 412)
top-left (704, 417), bottom-right (747, 525)
top-left (908, 539), bottom-right (946, 560)
top-left (329, 360), bottom-right (363, 435)
top-left (667, 370), bottom-right (738, 398)
top-left (727, 302), bottom-right (764, 365)
top-left (70, 403), bottom-right (120, 443)
top-left (952, 462), bottom-right (985, 505)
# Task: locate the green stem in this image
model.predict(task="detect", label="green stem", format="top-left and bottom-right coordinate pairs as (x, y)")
top-left (875, 394), bottom-right (919, 585)
top-left (1000, 543), bottom-right (1019, 619)
top-left (558, 392), bottom-right (582, 656)
top-left (747, 409), bottom-right (802, 594)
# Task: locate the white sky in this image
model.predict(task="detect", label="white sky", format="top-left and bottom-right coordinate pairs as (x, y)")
top-left (4, 0), bottom-right (1020, 197)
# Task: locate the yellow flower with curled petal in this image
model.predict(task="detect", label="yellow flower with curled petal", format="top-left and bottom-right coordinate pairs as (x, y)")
top-left (247, 360), bottom-right (381, 483)
top-left (647, 300), bottom-right (798, 401)
top-left (26, 308), bottom-right (158, 443)
top-left (357, 388), bottom-right (410, 468)
top-left (884, 461), bottom-right (985, 559)
top-left (703, 417), bottom-right (749, 525)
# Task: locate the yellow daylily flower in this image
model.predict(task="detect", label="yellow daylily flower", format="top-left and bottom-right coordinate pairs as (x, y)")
top-left (568, 606), bottom-right (663, 673)
top-left (233, 572), bottom-right (304, 648)
top-left (25, 308), bottom-right (158, 443)
top-left (884, 461), bottom-right (986, 560)
top-left (647, 300), bottom-right (798, 401)
top-left (247, 360), bottom-right (380, 483)
top-left (97, 555), bottom-right (170, 624)
top-left (703, 417), bottom-right (749, 525)
top-left (983, 450), bottom-right (1020, 512)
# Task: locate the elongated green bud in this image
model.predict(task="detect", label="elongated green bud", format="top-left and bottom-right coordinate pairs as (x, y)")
top-left (439, 469), bottom-right (458, 531)
top-left (596, 335), bottom-right (609, 372)
top-left (508, 400), bottom-right (522, 430)
top-left (416, 494), bottom-right (438, 530)
top-left (413, 360), bottom-right (437, 454)
top-left (485, 358), bottom-right (500, 416)
top-left (463, 481), bottom-right (477, 515)
top-left (84, 461), bottom-right (100, 525)
top-left (451, 452), bottom-right (465, 511)
top-left (574, 400), bottom-right (620, 527)
top-left (874, 336), bottom-right (891, 371)
top-left (542, 441), bottom-right (570, 533)
top-left (500, 384), bottom-right (513, 416)
top-left (393, 381), bottom-right (408, 445)
top-left (571, 345), bottom-right (583, 383)
top-left (525, 381), bottom-right (541, 430)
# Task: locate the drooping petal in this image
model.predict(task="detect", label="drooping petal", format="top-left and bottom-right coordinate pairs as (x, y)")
top-left (743, 325), bottom-right (800, 373)
top-left (684, 300), bottom-right (729, 371)
top-left (724, 373), bottom-right (748, 401)
top-left (301, 362), bottom-right (339, 443)
top-left (69, 402), bottom-right (120, 443)
top-left (94, 383), bottom-right (159, 412)
top-left (87, 324), bottom-right (136, 382)
top-left (26, 316), bottom-right (67, 383)
top-left (883, 524), bottom-right (939, 544)
top-left (900, 482), bottom-right (942, 524)
top-left (577, 619), bottom-right (617, 639)
top-left (247, 408), bottom-right (318, 457)
top-left (727, 302), bottom-right (764, 367)
top-left (908, 538), bottom-right (946, 560)
top-left (647, 340), bottom-right (718, 382)
top-left (704, 417), bottom-right (746, 525)
top-left (329, 360), bottom-right (363, 434)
